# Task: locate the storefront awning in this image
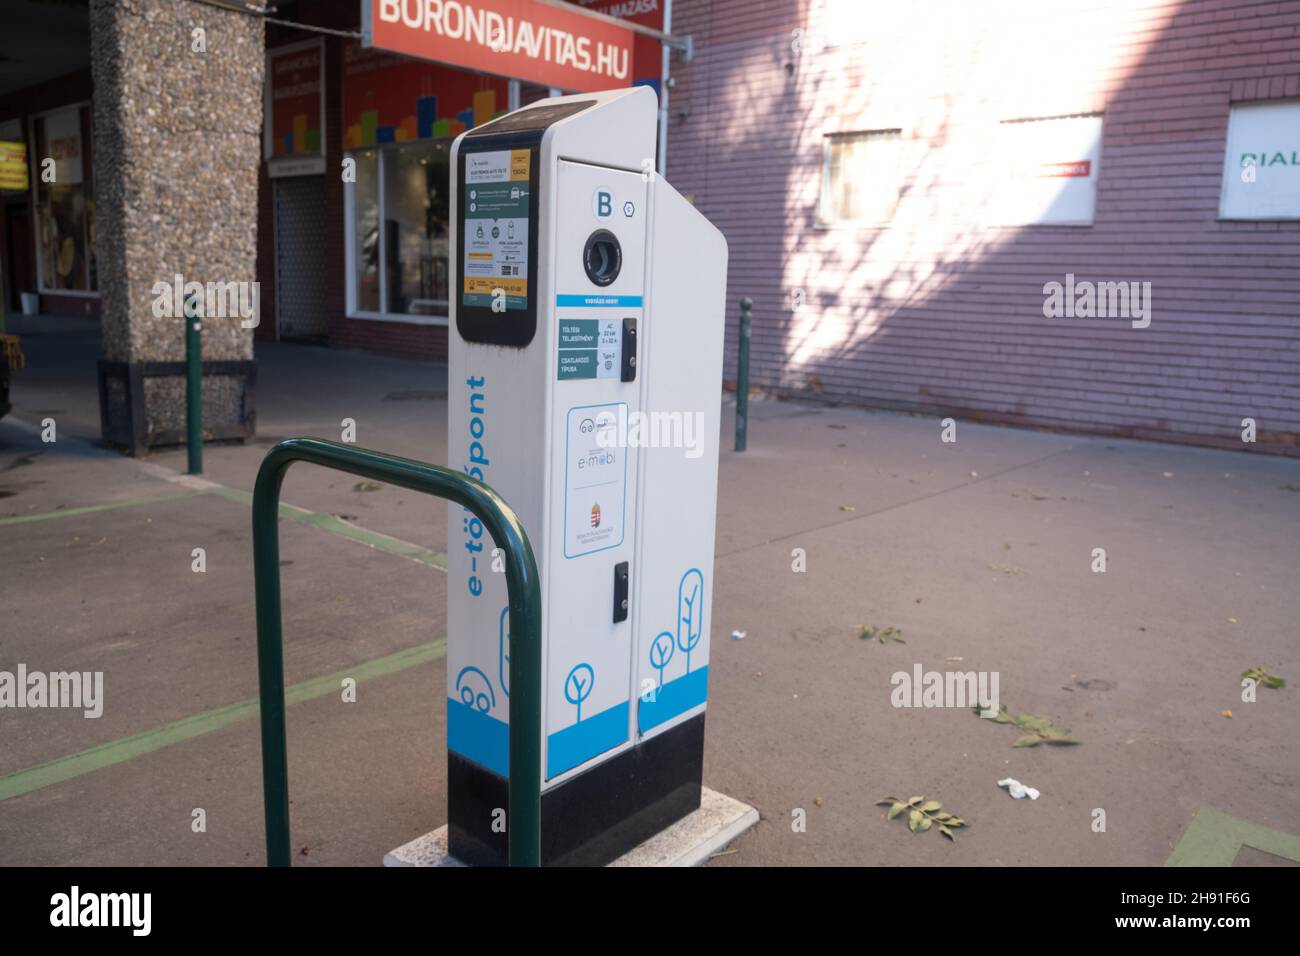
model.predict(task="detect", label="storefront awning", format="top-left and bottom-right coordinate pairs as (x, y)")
top-left (362, 0), bottom-right (690, 92)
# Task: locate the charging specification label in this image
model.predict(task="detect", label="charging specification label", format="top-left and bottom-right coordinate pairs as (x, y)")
top-left (564, 403), bottom-right (627, 558)
top-left (463, 149), bottom-right (530, 310)
top-left (558, 318), bottom-right (621, 380)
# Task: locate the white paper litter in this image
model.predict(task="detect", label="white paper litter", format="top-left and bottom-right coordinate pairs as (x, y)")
top-left (998, 777), bottom-right (1040, 800)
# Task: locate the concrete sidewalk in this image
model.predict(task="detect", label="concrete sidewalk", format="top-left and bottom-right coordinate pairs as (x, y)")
top-left (1, 325), bottom-right (1297, 866)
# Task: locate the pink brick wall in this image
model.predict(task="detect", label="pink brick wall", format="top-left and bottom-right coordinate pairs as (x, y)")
top-left (668, 0), bottom-right (1300, 454)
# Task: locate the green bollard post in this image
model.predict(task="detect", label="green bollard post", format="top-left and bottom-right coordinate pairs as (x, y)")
top-left (735, 297), bottom-right (752, 452)
top-left (185, 293), bottom-right (202, 475)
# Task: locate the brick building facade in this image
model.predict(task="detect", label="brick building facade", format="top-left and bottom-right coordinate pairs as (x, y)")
top-left (667, 0), bottom-right (1300, 454)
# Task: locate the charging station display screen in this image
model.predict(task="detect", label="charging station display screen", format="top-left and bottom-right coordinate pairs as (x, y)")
top-left (462, 149), bottom-right (531, 311)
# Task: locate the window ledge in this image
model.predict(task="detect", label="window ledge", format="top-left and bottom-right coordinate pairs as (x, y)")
top-left (346, 310), bottom-right (449, 328)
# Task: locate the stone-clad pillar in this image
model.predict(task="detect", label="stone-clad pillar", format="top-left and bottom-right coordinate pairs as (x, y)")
top-left (89, 0), bottom-right (263, 454)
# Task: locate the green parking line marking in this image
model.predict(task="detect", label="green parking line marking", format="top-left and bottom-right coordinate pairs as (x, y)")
top-left (1, 485), bottom-right (449, 569)
top-left (3, 449), bottom-right (449, 567)
top-left (0, 490), bottom-right (208, 526)
top-left (210, 486), bottom-right (448, 570)
top-left (0, 639), bottom-right (448, 803)
top-left (1166, 807), bottom-right (1300, 866)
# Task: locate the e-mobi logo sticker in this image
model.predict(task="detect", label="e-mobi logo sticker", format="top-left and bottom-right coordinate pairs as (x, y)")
top-left (370, 0), bottom-right (633, 93)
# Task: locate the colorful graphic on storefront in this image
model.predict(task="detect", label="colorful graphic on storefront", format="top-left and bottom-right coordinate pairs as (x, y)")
top-left (269, 43), bottom-right (323, 157)
top-left (462, 148), bottom-right (531, 309)
top-left (343, 40), bottom-right (508, 148)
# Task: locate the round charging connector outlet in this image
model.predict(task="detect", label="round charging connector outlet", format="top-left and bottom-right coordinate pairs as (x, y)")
top-left (582, 230), bottom-right (622, 287)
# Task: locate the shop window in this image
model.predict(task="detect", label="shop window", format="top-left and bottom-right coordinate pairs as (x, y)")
top-left (991, 114), bottom-right (1103, 226)
top-left (352, 149), bottom-right (380, 312)
top-left (819, 130), bottom-right (902, 226)
top-left (346, 140), bottom-right (452, 320)
top-left (32, 105), bottom-right (96, 294)
top-left (1219, 99), bottom-right (1300, 220)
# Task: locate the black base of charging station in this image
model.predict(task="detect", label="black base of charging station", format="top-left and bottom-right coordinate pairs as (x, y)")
top-left (448, 713), bottom-right (705, 867)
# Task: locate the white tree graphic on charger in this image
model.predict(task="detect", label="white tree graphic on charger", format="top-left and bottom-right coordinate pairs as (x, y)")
top-left (565, 663), bottom-right (595, 723)
top-left (649, 631), bottom-right (675, 689)
top-left (677, 569), bottom-right (704, 674)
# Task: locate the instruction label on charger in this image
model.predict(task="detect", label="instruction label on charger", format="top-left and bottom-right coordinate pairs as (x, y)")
top-left (463, 148), bottom-right (531, 310)
top-left (557, 318), bottom-right (621, 380)
top-left (564, 403), bottom-right (627, 558)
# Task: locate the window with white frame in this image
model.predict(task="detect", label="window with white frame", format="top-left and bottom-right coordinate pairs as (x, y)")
top-left (346, 138), bottom-right (452, 321)
top-left (819, 129), bottom-right (902, 226)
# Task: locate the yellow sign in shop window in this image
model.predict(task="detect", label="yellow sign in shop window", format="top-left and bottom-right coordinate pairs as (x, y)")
top-left (0, 141), bottom-right (28, 191)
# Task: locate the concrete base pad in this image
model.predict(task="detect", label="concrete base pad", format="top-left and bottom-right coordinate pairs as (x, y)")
top-left (383, 787), bottom-right (759, 867)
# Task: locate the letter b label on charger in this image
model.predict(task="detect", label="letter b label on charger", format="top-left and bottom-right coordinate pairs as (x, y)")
top-left (593, 188), bottom-right (613, 218)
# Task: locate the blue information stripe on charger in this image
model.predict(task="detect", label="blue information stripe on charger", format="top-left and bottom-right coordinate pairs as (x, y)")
top-left (556, 294), bottom-right (643, 308)
top-left (451, 682), bottom-right (704, 781)
top-left (639, 666), bottom-right (709, 734)
top-left (547, 700), bottom-right (629, 778)
top-left (447, 697), bottom-right (509, 777)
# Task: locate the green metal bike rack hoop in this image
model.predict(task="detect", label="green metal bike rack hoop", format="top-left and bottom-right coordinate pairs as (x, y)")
top-left (251, 437), bottom-right (542, 866)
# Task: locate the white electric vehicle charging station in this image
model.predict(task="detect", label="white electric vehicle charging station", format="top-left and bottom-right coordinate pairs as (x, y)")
top-left (444, 86), bottom-right (730, 865)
